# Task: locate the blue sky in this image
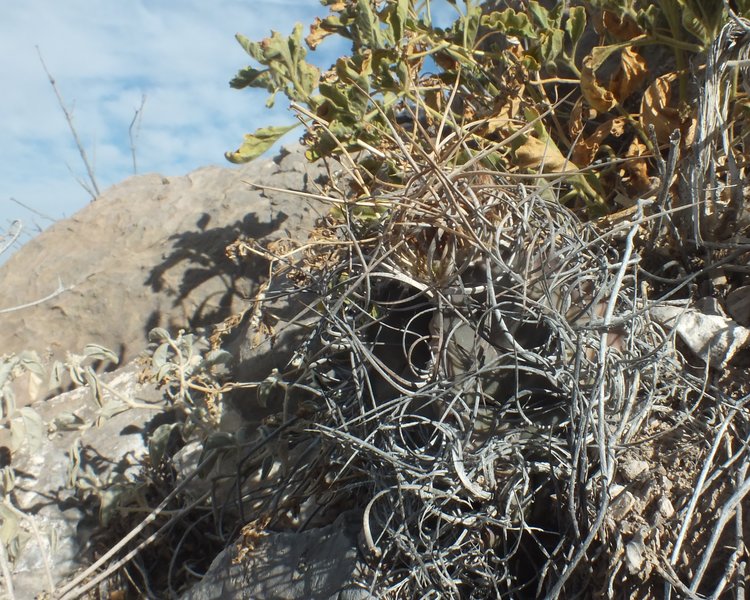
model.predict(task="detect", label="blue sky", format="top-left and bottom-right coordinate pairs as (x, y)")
top-left (0, 0), bottom-right (349, 258)
top-left (0, 0), bottom-right (456, 261)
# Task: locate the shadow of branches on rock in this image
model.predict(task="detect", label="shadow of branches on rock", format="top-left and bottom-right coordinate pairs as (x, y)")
top-left (144, 210), bottom-right (288, 333)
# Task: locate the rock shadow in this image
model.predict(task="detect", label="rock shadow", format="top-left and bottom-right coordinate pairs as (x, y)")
top-left (145, 210), bottom-right (288, 333)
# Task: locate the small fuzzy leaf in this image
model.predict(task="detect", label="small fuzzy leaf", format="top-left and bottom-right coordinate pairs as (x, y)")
top-left (148, 327), bottom-right (171, 343)
top-left (1, 466), bottom-right (15, 495)
top-left (67, 438), bottom-right (83, 488)
top-left (99, 483), bottom-right (129, 527)
top-left (203, 432), bottom-right (235, 451)
top-left (96, 402), bottom-right (129, 421)
top-left (156, 362), bottom-right (175, 382)
top-left (0, 504), bottom-right (19, 545)
top-left (17, 351), bottom-right (44, 378)
top-left (83, 344), bottom-right (118, 364)
top-left (152, 342), bottom-right (170, 371)
top-left (0, 359), bottom-right (14, 392)
top-left (51, 411), bottom-right (87, 432)
top-left (83, 368), bottom-right (105, 408)
top-left (225, 125), bottom-right (298, 164)
top-left (9, 419), bottom-right (24, 454)
top-left (20, 407), bottom-right (44, 453)
top-left (49, 360), bottom-right (65, 389)
top-left (149, 423), bottom-right (180, 466)
top-left (9, 407), bottom-right (43, 453)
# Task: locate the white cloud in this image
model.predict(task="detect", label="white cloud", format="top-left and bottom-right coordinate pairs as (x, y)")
top-left (0, 0), bottom-right (346, 260)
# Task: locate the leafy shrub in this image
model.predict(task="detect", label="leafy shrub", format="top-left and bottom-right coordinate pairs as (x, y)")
top-left (229, 0), bottom-right (750, 218)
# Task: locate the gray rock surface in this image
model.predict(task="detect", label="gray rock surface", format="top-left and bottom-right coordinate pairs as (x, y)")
top-left (8, 360), bottom-right (165, 599)
top-left (0, 146), bottom-right (324, 394)
top-left (182, 511), bottom-right (370, 600)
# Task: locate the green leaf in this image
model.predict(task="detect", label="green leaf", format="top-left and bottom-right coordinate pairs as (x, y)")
top-left (481, 9), bottom-right (536, 38)
top-left (354, 0), bottom-right (381, 48)
top-left (225, 124), bottom-right (298, 164)
top-left (235, 33), bottom-right (264, 62)
top-left (540, 28), bottom-right (565, 66)
top-left (387, 0), bottom-right (409, 42)
top-left (565, 6), bottom-right (586, 49)
top-left (230, 66), bottom-right (272, 90)
top-left (233, 25), bottom-right (320, 105)
top-left (528, 1), bottom-right (550, 29)
top-left (678, 0), bottom-right (723, 44)
top-left (462, 3), bottom-right (482, 48)
top-left (297, 60), bottom-right (321, 102)
top-left (320, 82), bottom-right (350, 112)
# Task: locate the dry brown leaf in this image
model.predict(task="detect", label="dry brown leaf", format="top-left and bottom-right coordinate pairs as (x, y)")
top-left (640, 73), bottom-right (683, 145)
top-left (599, 10), bottom-right (643, 41)
top-left (569, 97), bottom-right (597, 140)
top-left (612, 47), bottom-right (648, 103)
top-left (581, 54), bottom-right (617, 113)
top-left (434, 52), bottom-right (458, 72)
top-left (571, 117), bottom-right (626, 167)
top-left (621, 138), bottom-right (652, 195)
top-left (514, 135), bottom-right (569, 172)
top-left (485, 90), bottom-right (524, 136)
top-left (306, 17), bottom-right (334, 50)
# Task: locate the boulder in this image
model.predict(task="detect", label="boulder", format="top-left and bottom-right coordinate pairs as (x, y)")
top-left (0, 147), bottom-right (324, 396)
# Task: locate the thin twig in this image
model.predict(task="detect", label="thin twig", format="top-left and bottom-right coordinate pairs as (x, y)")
top-left (36, 46), bottom-right (100, 199)
top-left (8, 198), bottom-right (56, 223)
top-left (128, 94), bottom-right (146, 174)
top-left (0, 220), bottom-right (22, 256)
top-left (0, 278), bottom-right (73, 314)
